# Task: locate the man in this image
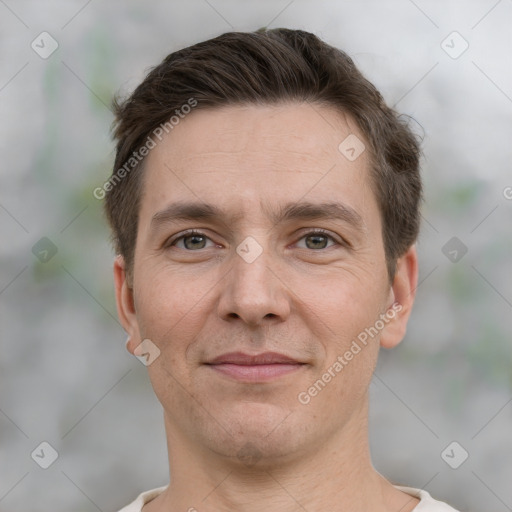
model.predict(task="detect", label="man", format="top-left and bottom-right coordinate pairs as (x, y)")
top-left (104, 28), bottom-right (459, 511)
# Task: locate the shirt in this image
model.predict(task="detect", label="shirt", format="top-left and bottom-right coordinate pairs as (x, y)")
top-left (117, 484), bottom-right (460, 511)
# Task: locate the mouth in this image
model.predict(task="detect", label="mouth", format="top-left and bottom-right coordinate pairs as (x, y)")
top-left (204, 352), bottom-right (307, 382)
top-left (207, 362), bottom-right (305, 381)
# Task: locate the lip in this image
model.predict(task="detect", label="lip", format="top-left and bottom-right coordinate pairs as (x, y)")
top-left (206, 351), bottom-right (302, 365)
top-left (205, 352), bottom-right (306, 382)
top-left (208, 363), bottom-right (304, 382)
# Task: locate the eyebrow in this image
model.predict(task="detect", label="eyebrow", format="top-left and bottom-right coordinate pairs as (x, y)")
top-left (150, 200), bottom-right (364, 233)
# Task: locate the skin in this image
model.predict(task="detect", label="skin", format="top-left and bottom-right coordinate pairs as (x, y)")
top-left (114, 103), bottom-right (420, 512)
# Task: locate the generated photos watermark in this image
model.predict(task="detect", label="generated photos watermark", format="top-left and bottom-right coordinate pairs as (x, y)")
top-left (297, 301), bottom-right (402, 405)
top-left (93, 97), bottom-right (198, 200)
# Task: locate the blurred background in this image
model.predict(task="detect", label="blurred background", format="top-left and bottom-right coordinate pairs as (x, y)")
top-left (1, 1), bottom-right (511, 511)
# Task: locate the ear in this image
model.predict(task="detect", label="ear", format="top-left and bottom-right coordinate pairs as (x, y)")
top-left (380, 245), bottom-right (419, 349)
top-left (113, 255), bottom-right (142, 355)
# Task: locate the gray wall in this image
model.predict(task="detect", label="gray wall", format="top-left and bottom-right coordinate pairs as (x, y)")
top-left (1, 1), bottom-right (511, 511)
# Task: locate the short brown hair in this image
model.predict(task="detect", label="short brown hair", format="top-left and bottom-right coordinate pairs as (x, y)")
top-left (105, 28), bottom-right (422, 281)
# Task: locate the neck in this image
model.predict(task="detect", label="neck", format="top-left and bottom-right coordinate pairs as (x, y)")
top-left (144, 396), bottom-right (418, 512)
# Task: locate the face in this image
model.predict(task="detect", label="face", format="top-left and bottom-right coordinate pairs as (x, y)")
top-left (115, 103), bottom-right (417, 465)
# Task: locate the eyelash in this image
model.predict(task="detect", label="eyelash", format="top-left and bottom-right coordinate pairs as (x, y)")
top-left (166, 229), bottom-right (344, 250)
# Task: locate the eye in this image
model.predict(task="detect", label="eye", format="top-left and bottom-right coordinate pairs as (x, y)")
top-left (168, 230), bottom-right (215, 250)
top-left (166, 229), bottom-right (343, 252)
top-left (295, 230), bottom-right (339, 250)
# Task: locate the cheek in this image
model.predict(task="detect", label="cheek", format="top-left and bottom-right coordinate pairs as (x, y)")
top-left (134, 267), bottom-right (218, 384)
top-left (303, 271), bottom-right (387, 341)
top-left (134, 266), bottom-right (202, 338)
top-left (297, 272), bottom-right (385, 399)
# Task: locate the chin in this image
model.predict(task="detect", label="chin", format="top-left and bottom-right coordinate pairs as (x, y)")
top-left (205, 406), bottom-right (305, 465)
top-left (209, 434), bottom-right (303, 469)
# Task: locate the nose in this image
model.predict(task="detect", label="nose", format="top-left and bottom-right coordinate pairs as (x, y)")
top-left (217, 238), bottom-right (291, 328)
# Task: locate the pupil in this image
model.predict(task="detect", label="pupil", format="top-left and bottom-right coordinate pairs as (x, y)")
top-left (185, 235), bottom-right (205, 249)
top-left (307, 235), bottom-right (326, 249)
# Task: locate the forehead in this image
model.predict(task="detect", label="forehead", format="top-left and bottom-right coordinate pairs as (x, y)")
top-left (138, 102), bottom-right (379, 230)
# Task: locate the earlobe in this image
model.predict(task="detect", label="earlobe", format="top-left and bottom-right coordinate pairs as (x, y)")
top-left (380, 245), bottom-right (419, 349)
top-left (113, 255), bottom-right (141, 355)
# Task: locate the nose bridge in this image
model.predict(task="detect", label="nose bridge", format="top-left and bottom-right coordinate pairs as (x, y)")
top-left (218, 233), bottom-right (290, 325)
top-left (234, 234), bottom-right (272, 284)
